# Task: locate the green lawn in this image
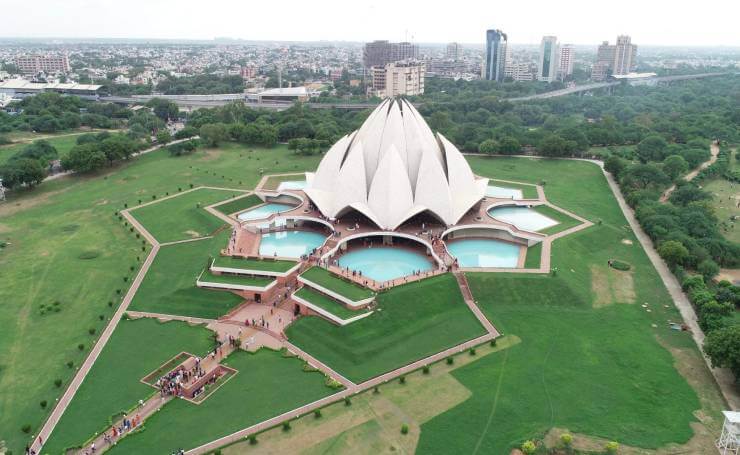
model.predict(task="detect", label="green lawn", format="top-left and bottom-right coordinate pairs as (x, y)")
top-left (213, 255), bottom-right (297, 273)
top-left (488, 178), bottom-right (539, 199)
top-left (286, 274), bottom-right (486, 383)
top-left (534, 204), bottom-right (583, 235)
top-left (43, 318), bottom-right (214, 454)
top-left (200, 269), bottom-right (274, 288)
top-left (107, 349), bottom-right (337, 454)
top-left (0, 142), bottom-right (321, 454)
top-left (263, 173), bottom-right (306, 190)
top-left (130, 187), bottom-right (238, 243)
top-left (414, 156), bottom-right (717, 453)
top-left (300, 267), bottom-right (375, 302)
top-left (0, 131), bottom-right (102, 165)
top-left (212, 193), bottom-right (262, 216)
top-left (130, 233), bottom-right (243, 318)
top-left (524, 241), bottom-right (542, 269)
top-left (704, 177), bottom-right (740, 243)
top-left (295, 287), bottom-right (364, 321)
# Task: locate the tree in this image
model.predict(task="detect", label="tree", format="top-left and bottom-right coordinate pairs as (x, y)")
top-left (199, 123), bottom-right (229, 147)
top-left (704, 325), bottom-right (740, 378)
top-left (10, 140), bottom-right (58, 165)
top-left (604, 155), bottom-right (628, 178)
top-left (668, 184), bottom-right (711, 207)
top-left (146, 98), bottom-right (179, 121)
top-left (156, 130), bottom-right (172, 145)
top-left (62, 144), bottom-right (107, 173)
top-left (620, 163), bottom-right (670, 191)
top-left (538, 134), bottom-right (575, 157)
top-left (636, 135), bottom-right (668, 162)
top-left (662, 155), bottom-right (688, 180)
top-left (100, 134), bottom-right (136, 163)
top-left (697, 259), bottom-right (720, 281)
top-left (498, 136), bottom-right (521, 154)
top-left (31, 114), bottom-right (63, 133)
top-left (658, 240), bottom-right (689, 266)
top-left (0, 158), bottom-right (47, 188)
top-left (521, 440), bottom-right (536, 455)
top-left (174, 126), bottom-right (198, 140)
top-left (478, 139), bottom-right (498, 154)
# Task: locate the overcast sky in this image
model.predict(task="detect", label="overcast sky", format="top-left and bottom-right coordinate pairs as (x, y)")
top-left (2, 0), bottom-right (738, 46)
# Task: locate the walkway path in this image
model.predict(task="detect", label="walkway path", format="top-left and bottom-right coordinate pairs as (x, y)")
top-left (660, 142), bottom-right (720, 202)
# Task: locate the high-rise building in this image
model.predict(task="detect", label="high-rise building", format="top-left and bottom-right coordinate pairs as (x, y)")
top-left (14, 54), bottom-right (70, 75)
top-left (363, 40), bottom-right (420, 68)
top-left (485, 29), bottom-right (508, 82)
top-left (371, 61), bottom-right (425, 98)
top-left (613, 35), bottom-right (637, 75)
top-left (538, 36), bottom-right (559, 82)
top-left (558, 44), bottom-right (575, 80)
top-left (446, 42), bottom-right (461, 60)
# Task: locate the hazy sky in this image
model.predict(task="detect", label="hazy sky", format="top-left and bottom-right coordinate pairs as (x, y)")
top-left (2, 0), bottom-right (739, 46)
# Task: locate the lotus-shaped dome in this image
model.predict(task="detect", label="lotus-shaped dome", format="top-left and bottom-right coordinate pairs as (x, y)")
top-left (305, 98), bottom-right (488, 230)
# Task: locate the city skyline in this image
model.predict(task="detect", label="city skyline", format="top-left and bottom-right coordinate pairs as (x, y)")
top-left (1, 0), bottom-right (739, 47)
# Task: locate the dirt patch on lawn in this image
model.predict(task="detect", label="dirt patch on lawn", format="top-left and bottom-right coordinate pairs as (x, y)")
top-left (199, 149), bottom-right (222, 161)
top-left (183, 230), bottom-right (202, 238)
top-left (0, 223), bottom-right (11, 234)
top-left (621, 238), bottom-right (633, 245)
top-left (591, 265), bottom-right (636, 307)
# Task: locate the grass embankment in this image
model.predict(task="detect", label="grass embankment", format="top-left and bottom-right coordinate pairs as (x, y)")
top-left (286, 274), bottom-right (486, 383)
top-left (524, 241), bottom-right (542, 269)
top-left (130, 187), bottom-right (239, 243)
top-left (262, 173), bottom-right (306, 190)
top-left (107, 349), bottom-right (336, 454)
top-left (295, 287), bottom-right (365, 321)
top-left (534, 204), bottom-right (584, 235)
top-left (213, 255), bottom-right (297, 273)
top-left (200, 269), bottom-right (274, 288)
top-left (300, 267), bottom-right (374, 302)
top-left (43, 318), bottom-right (214, 454)
top-left (212, 194), bottom-right (262, 216)
top-left (0, 142), bottom-right (321, 453)
top-left (129, 232), bottom-right (243, 318)
top-left (488, 178), bottom-right (539, 199)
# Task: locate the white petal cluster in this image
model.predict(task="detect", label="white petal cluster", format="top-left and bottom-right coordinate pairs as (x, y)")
top-left (305, 99), bottom-right (488, 230)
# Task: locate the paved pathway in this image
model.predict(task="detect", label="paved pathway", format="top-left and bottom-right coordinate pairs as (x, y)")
top-left (660, 142), bottom-right (720, 202)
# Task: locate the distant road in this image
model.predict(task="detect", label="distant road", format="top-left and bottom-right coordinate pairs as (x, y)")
top-left (99, 72), bottom-right (729, 110)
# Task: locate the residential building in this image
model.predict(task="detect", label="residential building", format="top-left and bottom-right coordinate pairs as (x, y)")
top-left (446, 42), bottom-right (461, 60)
top-left (363, 40), bottom-right (419, 68)
top-left (558, 44), bottom-right (575, 80)
top-left (371, 61), bottom-right (425, 98)
top-left (613, 35), bottom-right (637, 75)
top-left (485, 29), bottom-right (508, 82)
top-left (591, 62), bottom-right (610, 82)
top-left (13, 54), bottom-right (70, 75)
top-left (510, 62), bottom-right (535, 81)
top-left (538, 36), bottom-right (559, 82)
top-left (240, 66), bottom-right (256, 79)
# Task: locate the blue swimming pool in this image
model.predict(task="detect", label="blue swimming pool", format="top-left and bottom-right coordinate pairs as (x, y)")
top-left (447, 238), bottom-right (520, 268)
top-left (259, 230), bottom-right (326, 258)
top-left (486, 185), bottom-right (523, 199)
top-left (237, 203), bottom-right (295, 221)
top-left (337, 247), bottom-right (434, 282)
top-left (277, 180), bottom-right (307, 191)
top-left (488, 206), bottom-right (558, 232)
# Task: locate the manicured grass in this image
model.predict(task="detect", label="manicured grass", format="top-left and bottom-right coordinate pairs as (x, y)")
top-left (524, 242), bottom-right (542, 269)
top-left (200, 269), bottom-right (274, 288)
top-left (130, 187), bottom-right (238, 243)
top-left (296, 287), bottom-right (363, 320)
top-left (212, 193), bottom-right (262, 216)
top-left (43, 318), bottom-right (214, 454)
top-left (488, 178), bottom-right (539, 199)
top-left (300, 267), bottom-right (374, 302)
top-left (130, 233), bottom-right (243, 318)
top-left (107, 349), bottom-right (337, 453)
top-left (704, 177), bottom-right (740, 243)
top-left (286, 274), bottom-right (486, 383)
top-left (213, 255), bottom-right (297, 273)
top-left (418, 273), bottom-right (700, 453)
top-left (0, 143), bottom-right (321, 454)
top-left (534, 204), bottom-right (583, 235)
top-left (263, 173), bottom-right (306, 190)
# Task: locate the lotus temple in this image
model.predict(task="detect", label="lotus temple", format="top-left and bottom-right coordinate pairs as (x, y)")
top-left (201, 98), bottom-right (590, 324)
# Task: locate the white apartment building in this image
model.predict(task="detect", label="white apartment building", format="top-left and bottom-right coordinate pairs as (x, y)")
top-left (371, 61), bottom-right (425, 98)
top-left (14, 54), bottom-right (71, 75)
top-left (558, 44), bottom-right (575, 80)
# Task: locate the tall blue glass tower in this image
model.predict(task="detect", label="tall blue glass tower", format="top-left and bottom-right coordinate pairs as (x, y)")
top-left (485, 29), bottom-right (508, 82)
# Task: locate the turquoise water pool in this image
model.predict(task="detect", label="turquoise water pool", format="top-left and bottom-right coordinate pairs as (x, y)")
top-left (238, 203), bottom-right (295, 221)
top-left (259, 230), bottom-right (326, 258)
top-left (486, 185), bottom-right (523, 199)
top-left (337, 247), bottom-right (434, 282)
top-left (447, 238), bottom-right (520, 268)
top-left (277, 180), bottom-right (307, 191)
top-left (488, 206), bottom-right (558, 232)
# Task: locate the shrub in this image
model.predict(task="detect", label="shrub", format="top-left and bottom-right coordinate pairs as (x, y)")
top-left (88, 328), bottom-right (96, 335)
top-left (344, 397), bottom-right (351, 406)
top-left (605, 441), bottom-right (619, 453)
top-left (40, 400), bottom-right (47, 408)
top-left (66, 361), bottom-right (73, 368)
top-left (401, 424), bottom-right (409, 435)
top-left (446, 357), bottom-right (454, 365)
top-left (399, 375), bottom-right (406, 384)
top-left (469, 347), bottom-right (476, 356)
top-left (108, 301), bottom-right (113, 307)
top-left (248, 434), bottom-right (257, 445)
top-left (609, 259), bottom-right (631, 271)
top-left (282, 421), bottom-right (291, 432)
top-left (99, 314), bottom-right (104, 321)
top-left (490, 338), bottom-right (497, 347)
top-left (54, 379), bottom-right (62, 388)
top-left (314, 409), bottom-right (322, 419)
top-left (422, 365), bottom-right (430, 374)
top-left (373, 386), bottom-right (380, 394)
top-left (560, 433), bottom-right (573, 447)
top-left (77, 343), bottom-right (84, 350)
top-left (521, 440), bottom-right (536, 454)
top-left (22, 424), bottom-right (32, 433)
